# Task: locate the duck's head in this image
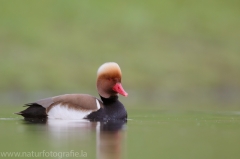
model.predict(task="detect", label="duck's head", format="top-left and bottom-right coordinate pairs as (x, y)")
top-left (97, 62), bottom-right (128, 98)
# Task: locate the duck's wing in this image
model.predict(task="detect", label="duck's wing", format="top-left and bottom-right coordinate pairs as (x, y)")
top-left (46, 94), bottom-right (103, 111)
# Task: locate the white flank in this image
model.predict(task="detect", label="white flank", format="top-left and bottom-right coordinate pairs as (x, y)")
top-left (47, 104), bottom-right (92, 120)
top-left (96, 99), bottom-right (101, 109)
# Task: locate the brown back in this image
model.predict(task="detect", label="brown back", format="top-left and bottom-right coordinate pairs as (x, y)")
top-left (36, 94), bottom-right (103, 112)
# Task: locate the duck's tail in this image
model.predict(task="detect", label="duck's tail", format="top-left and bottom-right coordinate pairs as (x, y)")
top-left (15, 103), bottom-right (47, 118)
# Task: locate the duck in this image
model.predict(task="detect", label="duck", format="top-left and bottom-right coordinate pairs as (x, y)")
top-left (16, 62), bottom-right (128, 121)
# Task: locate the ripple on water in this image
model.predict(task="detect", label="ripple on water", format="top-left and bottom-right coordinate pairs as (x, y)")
top-left (0, 118), bottom-right (19, 120)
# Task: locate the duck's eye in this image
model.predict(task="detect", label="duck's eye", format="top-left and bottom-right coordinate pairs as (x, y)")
top-left (107, 78), bottom-right (119, 83)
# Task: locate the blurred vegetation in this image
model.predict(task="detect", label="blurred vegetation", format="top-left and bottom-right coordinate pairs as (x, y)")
top-left (0, 0), bottom-right (240, 110)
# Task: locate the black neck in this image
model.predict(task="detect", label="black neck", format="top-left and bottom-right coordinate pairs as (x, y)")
top-left (100, 95), bottom-right (119, 104)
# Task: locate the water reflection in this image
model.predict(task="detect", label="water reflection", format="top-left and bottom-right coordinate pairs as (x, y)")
top-left (23, 118), bottom-right (126, 159)
top-left (97, 121), bottom-right (126, 159)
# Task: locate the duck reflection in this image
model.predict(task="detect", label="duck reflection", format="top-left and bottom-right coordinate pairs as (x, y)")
top-left (97, 120), bottom-right (126, 159)
top-left (23, 118), bottom-right (126, 159)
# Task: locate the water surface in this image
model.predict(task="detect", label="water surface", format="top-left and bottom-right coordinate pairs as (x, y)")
top-left (1, 107), bottom-right (240, 159)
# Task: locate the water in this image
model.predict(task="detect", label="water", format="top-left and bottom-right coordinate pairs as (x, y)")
top-left (1, 107), bottom-right (240, 159)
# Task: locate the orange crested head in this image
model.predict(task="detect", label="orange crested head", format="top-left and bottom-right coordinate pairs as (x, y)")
top-left (97, 62), bottom-right (128, 98)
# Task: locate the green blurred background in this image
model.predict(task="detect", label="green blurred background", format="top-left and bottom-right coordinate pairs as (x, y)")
top-left (1, 0), bottom-right (240, 111)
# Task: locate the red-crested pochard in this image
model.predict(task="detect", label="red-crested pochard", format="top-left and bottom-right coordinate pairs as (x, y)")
top-left (16, 62), bottom-right (128, 121)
